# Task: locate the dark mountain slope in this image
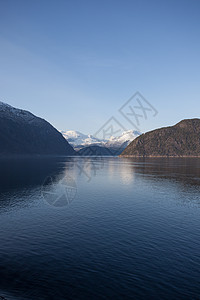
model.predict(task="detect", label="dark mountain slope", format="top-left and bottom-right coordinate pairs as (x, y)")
top-left (0, 101), bottom-right (75, 156)
top-left (120, 119), bottom-right (200, 157)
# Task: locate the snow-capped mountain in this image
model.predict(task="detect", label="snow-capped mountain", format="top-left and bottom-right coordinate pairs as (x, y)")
top-left (105, 130), bottom-right (141, 148)
top-left (60, 130), bottom-right (105, 149)
top-left (60, 129), bottom-right (141, 153)
top-left (0, 101), bottom-right (42, 124)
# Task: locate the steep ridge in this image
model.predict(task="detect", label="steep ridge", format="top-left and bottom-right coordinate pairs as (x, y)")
top-left (121, 119), bottom-right (200, 157)
top-left (0, 101), bottom-right (75, 156)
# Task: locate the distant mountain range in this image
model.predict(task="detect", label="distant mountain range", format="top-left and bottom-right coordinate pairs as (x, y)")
top-left (0, 101), bottom-right (75, 156)
top-left (2, 101), bottom-right (199, 158)
top-left (60, 130), bottom-right (104, 149)
top-left (78, 145), bottom-right (113, 156)
top-left (60, 130), bottom-right (140, 155)
top-left (121, 119), bottom-right (200, 157)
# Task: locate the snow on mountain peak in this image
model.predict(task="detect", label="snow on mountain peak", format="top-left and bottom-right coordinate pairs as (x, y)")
top-left (59, 130), bottom-right (103, 148)
top-left (60, 129), bottom-right (141, 150)
top-left (0, 100), bottom-right (44, 125)
top-left (0, 101), bottom-right (13, 109)
top-left (105, 130), bottom-right (140, 147)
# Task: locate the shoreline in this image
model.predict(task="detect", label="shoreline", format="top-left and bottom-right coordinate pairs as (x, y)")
top-left (119, 155), bottom-right (200, 158)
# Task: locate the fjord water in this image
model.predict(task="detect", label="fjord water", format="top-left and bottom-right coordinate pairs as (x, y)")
top-left (0, 157), bottom-right (200, 299)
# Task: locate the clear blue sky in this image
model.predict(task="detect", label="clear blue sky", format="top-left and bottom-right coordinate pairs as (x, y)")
top-left (0, 0), bottom-right (199, 134)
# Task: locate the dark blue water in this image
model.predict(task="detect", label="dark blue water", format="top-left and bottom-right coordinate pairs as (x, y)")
top-left (0, 157), bottom-right (200, 299)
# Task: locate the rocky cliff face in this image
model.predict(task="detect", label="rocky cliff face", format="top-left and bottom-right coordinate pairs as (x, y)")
top-left (0, 101), bottom-right (75, 156)
top-left (120, 119), bottom-right (200, 157)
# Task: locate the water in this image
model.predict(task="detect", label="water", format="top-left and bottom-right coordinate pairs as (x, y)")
top-left (0, 156), bottom-right (200, 299)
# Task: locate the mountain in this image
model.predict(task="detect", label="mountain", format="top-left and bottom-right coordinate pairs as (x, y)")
top-left (0, 101), bottom-right (75, 156)
top-left (60, 130), bottom-right (104, 150)
top-left (60, 129), bottom-right (140, 154)
top-left (120, 119), bottom-right (200, 157)
top-left (104, 130), bottom-right (141, 154)
top-left (77, 145), bottom-right (112, 156)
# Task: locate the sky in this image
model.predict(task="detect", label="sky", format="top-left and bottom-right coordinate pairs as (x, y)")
top-left (0, 0), bottom-right (200, 135)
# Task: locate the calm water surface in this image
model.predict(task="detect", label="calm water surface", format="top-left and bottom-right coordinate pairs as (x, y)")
top-left (0, 157), bottom-right (200, 299)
